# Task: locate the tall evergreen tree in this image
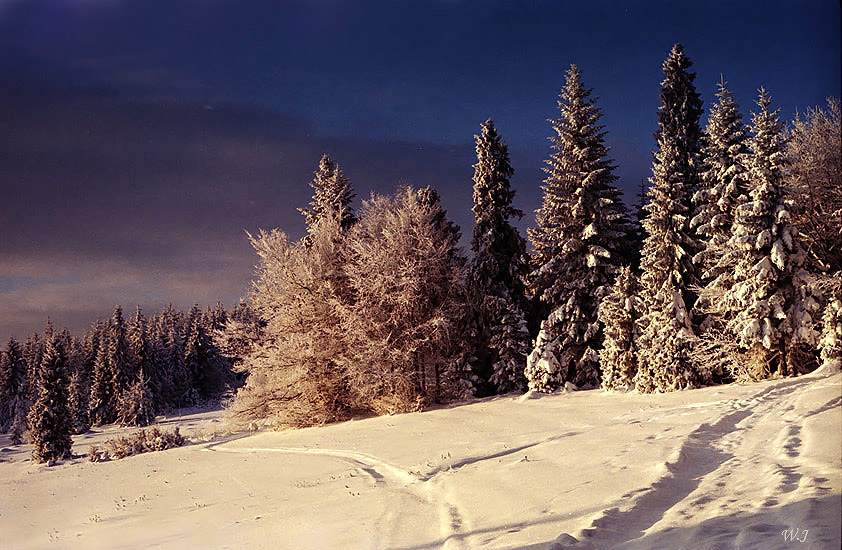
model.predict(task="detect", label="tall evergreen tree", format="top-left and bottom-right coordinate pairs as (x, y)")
top-left (299, 154), bottom-right (356, 243)
top-left (635, 44), bottom-right (705, 393)
top-left (28, 333), bottom-right (73, 464)
top-left (108, 305), bottom-right (132, 409)
top-left (184, 306), bottom-right (227, 400)
top-left (67, 336), bottom-right (91, 434)
top-left (525, 64), bottom-right (633, 390)
top-left (23, 333), bottom-right (43, 402)
top-left (692, 78), bottom-right (751, 285)
top-left (465, 119), bottom-right (529, 394)
top-left (704, 89), bottom-right (820, 378)
top-left (0, 338), bottom-right (29, 442)
top-left (88, 341), bottom-right (114, 425)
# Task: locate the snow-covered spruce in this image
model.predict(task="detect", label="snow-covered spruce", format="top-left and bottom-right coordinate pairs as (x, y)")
top-left (28, 333), bottom-right (73, 464)
top-left (299, 153), bottom-right (356, 245)
top-left (635, 44), bottom-right (705, 393)
top-left (117, 366), bottom-right (156, 427)
top-left (465, 119), bottom-right (530, 395)
top-left (0, 337), bottom-right (29, 442)
top-left (526, 64), bottom-right (633, 391)
top-left (691, 78), bottom-right (751, 292)
top-left (703, 89), bottom-right (820, 379)
top-left (599, 266), bottom-right (639, 391)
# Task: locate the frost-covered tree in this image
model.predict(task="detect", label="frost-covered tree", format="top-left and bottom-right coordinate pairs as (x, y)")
top-left (28, 333), bottom-right (73, 464)
top-left (525, 64), bottom-right (632, 391)
top-left (117, 366), bottom-right (155, 427)
top-left (819, 277), bottom-right (841, 370)
top-left (788, 98), bottom-right (842, 273)
top-left (465, 119), bottom-right (529, 394)
top-left (299, 154), bottom-right (357, 243)
top-left (0, 338), bottom-right (29, 442)
top-left (692, 78), bottom-right (751, 286)
top-left (229, 217), bottom-right (353, 428)
top-left (635, 44), bottom-right (705, 393)
top-left (599, 266), bottom-right (639, 391)
top-left (344, 186), bottom-right (468, 409)
top-left (702, 89), bottom-right (820, 379)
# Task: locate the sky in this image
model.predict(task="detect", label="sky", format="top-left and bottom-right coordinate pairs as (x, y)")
top-left (0, 0), bottom-right (839, 341)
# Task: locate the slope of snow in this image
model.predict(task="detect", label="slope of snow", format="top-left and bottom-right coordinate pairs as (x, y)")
top-left (1, 372), bottom-right (839, 550)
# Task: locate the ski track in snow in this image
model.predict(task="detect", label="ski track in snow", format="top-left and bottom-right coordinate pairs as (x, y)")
top-left (554, 374), bottom-right (841, 550)
top-left (203, 440), bottom-right (470, 549)
top-left (203, 430), bottom-right (585, 550)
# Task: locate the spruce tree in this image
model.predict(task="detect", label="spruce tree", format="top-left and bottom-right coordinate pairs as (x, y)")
top-left (67, 336), bottom-right (91, 434)
top-left (108, 305), bottom-right (132, 409)
top-left (166, 325), bottom-right (191, 407)
top-left (692, 78), bottom-right (751, 284)
top-left (635, 44), bottom-right (705, 393)
top-left (117, 366), bottom-right (155, 427)
top-left (88, 342), bottom-right (114, 425)
top-left (23, 333), bottom-right (43, 402)
top-left (0, 338), bottom-right (29, 442)
top-left (706, 89), bottom-right (820, 377)
top-left (599, 266), bottom-right (639, 391)
top-left (184, 307), bottom-right (227, 400)
top-left (525, 64), bottom-right (632, 390)
top-left (465, 119), bottom-right (529, 394)
top-left (28, 333), bottom-right (73, 464)
top-left (299, 154), bottom-right (356, 243)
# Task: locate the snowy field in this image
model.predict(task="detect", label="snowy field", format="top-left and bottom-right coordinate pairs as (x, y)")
top-left (1, 370), bottom-right (840, 550)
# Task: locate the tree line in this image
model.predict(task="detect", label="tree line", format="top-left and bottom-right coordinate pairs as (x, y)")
top-left (0, 302), bottom-right (247, 462)
top-left (227, 44), bottom-right (840, 429)
top-left (2, 43), bottom-right (839, 460)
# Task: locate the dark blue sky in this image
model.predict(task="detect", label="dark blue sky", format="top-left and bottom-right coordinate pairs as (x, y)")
top-left (1, 0), bottom-right (839, 340)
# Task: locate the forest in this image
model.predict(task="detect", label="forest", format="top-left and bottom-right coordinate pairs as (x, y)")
top-left (1, 44), bottom-right (840, 464)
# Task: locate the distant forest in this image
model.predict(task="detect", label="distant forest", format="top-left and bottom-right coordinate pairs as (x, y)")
top-left (2, 44), bottom-right (840, 463)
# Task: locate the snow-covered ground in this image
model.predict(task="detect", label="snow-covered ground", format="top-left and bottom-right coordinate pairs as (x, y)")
top-left (1, 370), bottom-right (840, 550)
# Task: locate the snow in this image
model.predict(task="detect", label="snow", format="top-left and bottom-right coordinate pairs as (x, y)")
top-left (1, 373), bottom-right (840, 549)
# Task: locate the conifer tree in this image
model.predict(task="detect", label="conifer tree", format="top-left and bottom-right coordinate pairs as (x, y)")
top-left (635, 44), bottom-right (705, 393)
top-left (28, 333), bottom-right (73, 464)
top-left (299, 154), bottom-right (356, 243)
top-left (184, 307), bottom-right (227, 400)
top-left (23, 333), bottom-right (43, 402)
top-left (0, 338), bottom-right (29, 442)
top-left (525, 64), bottom-right (632, 390)
top-left (67, 336), bottom-right (91, 434)
top-left (599, 266), bottom-right (639, 391)
top-left (117, 366), bottom-right (155, 427)
top-left (89, 342), bottom-right (114, 425)
top-left (465, 119), bottom-right (529, 394)
top-left (692, 78), bottom-right (751, 284)
top-left (166, 325), bottom-right (191, 407)
top-left (128, 307), bottom-right (152, 389)
top-left (703, 89), bottom-right (820, 378)
top-left (108, 305), bottom-right (132, 408)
